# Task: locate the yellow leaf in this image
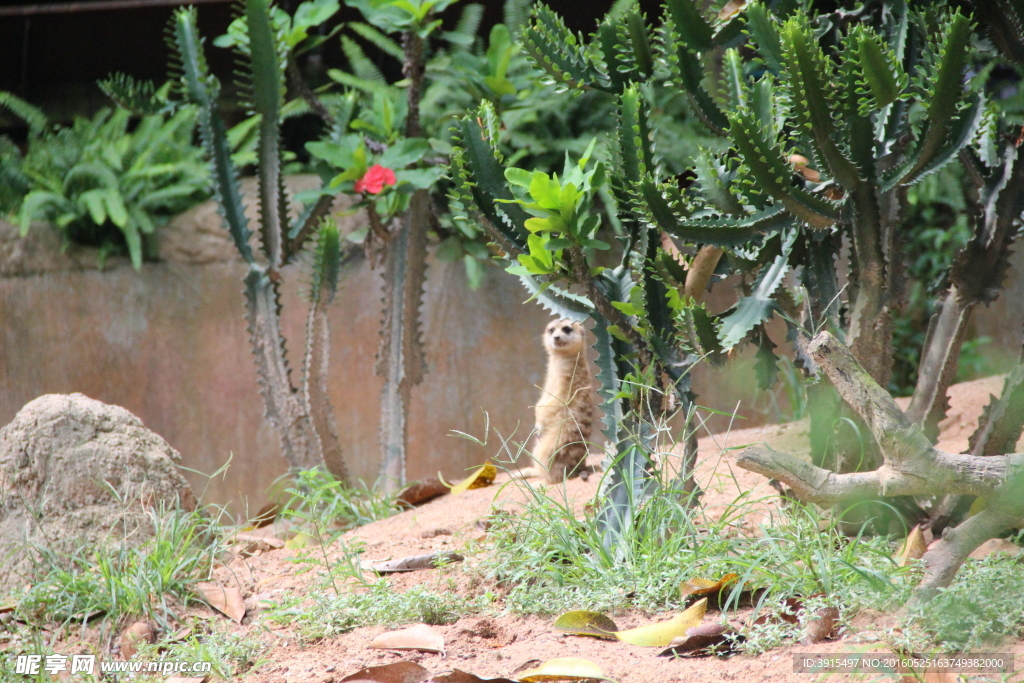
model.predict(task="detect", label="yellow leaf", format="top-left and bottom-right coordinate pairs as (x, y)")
top-left (516, 657), bottom-right (614, 682)
top-left (895, 525), bottom-right (927, 566)
top-left (284, 531), bottom-right (316, 549)
top-left (441, 463), bottom-right (497, 495)
top-left (613, 598), bottom-right (707, 647)
top-left (679, 573), bottom-right (738, 600)
top-left (552, 610), bottom-right (618, 639)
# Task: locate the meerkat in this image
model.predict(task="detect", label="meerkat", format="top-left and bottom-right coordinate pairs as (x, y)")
top-left (516, 319), bottom-right (595, 483)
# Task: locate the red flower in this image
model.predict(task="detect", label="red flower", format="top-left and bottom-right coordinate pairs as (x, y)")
top-left (355, 164), bottom-right (397, 194)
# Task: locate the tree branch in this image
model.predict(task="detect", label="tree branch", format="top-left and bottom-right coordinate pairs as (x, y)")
top-left (735, 331), bottom-right (1024, 603)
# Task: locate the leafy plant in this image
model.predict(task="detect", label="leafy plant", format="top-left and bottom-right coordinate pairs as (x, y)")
top-left (15, 503), bottom-right (223, 631)
top-left (453, 0), bottom-right (1024, 605)
top-left (161, 0), bottom-right (355, 479)
top-left (1, 91), bottom-right (208, 268)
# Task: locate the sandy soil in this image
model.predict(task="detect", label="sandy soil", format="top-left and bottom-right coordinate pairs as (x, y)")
top-left (193, 376), bottom-right (1024, 681)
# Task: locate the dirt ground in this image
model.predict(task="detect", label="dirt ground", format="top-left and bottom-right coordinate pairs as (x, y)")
top-left (203, 375), bottom-right (1024, 682)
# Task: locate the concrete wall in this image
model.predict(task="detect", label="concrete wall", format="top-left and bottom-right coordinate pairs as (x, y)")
top-left (12, 176), bottom-right (1019, 516)
top-left (0, 233), bottom-right (563, 519)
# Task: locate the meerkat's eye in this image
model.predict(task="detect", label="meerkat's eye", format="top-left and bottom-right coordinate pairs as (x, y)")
top-left (562, 326), bottom-right (572, 334)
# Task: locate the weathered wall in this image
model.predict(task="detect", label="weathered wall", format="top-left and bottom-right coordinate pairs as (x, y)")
top-left (15, 176), bottom-right (1020, 516)
top-left (0, 229), bottom-right (560, 518)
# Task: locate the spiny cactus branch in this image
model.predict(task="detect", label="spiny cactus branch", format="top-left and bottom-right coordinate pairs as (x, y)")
top-left (568, 247), bottom-right (652, 369)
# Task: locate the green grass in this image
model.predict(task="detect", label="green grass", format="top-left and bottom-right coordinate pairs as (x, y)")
top-left (478, 478), bottom-right (913, 623)
top-left (278, 468), bottom-right (400, 534)
top-left (15, 502), bottom-right (225, 632)
top-left (263, 573), bottom-right (495, 640)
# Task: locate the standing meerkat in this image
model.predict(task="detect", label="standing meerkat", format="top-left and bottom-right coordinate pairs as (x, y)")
top-left (517, 319), bottom-right (595, 483)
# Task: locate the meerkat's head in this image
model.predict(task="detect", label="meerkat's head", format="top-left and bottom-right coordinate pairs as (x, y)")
top-left (543, 319), bottom-right (585, 355)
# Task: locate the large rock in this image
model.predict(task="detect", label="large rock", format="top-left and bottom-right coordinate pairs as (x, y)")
top-left (0, 394), bottom-right (196, 587)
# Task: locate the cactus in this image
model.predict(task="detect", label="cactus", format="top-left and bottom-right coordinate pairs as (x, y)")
top-left (453, 0), bottom-right (1024, 535)
top-left (168, 2), bottom-right (350, 480)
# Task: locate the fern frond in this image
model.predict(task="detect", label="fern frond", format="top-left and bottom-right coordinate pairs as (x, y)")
top-left (0, 90), bottom-right (47, 135)
top-left (348, 22), bottom-right (403, 60)
top-left (341, 35), bottom-right (387, 84)
top-left (98, 73), bottom-right (166, 116)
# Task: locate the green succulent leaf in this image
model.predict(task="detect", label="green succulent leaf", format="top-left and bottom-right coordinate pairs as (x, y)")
top-left (718, 231), bottom-right (795, 349)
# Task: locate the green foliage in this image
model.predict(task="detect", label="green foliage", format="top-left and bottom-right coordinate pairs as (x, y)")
top-left (170, 1), bottom-right (350, 478)
top-left (3, 101), bottom-right (208, 268)
top-left (15, 503), bottom-right (223, 630)
top-left (265, 575), bottom-right (493, 640)
top-left (899, 550), bottom-right (1024, 652)
top-left (454, 0), bottom-right (1024, 554)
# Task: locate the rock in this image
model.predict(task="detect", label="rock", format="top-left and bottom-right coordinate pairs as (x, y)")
top-left (0, 393), bottom-right (196, 586)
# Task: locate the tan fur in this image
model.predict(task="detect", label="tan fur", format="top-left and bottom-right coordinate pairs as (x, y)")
top-left (518, 319), bottom-right (595, 483)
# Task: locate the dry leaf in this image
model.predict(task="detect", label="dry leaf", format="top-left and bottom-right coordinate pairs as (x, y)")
top-left (718, 0), bottom-right (747, 20)
top-left (442, 463), bottom-right (497, 495)
top-left (515, 657), bottom-right (614, 682)
top-left (284, 531), bottom-right (317, 549)
top-left (166, 677), bottom-right (208, 683)
top-left (369, 552), bottom-right (465, 573)
top-left (552, 610), bottom-right (618, 639)
top-left (166, 625), bottom-right (193, 643)
top-left (341, 661), bottom-right (431, 683)
top-left (751, 596), bottom-right (803, 626)
top-left (249, 501), bottom-right (280, 528)
top-left (428, 671), bottom-right (518, 683)
top-left (969, 538), bottom-right (1021, 559)
top-left (195, 582), bottom-right (246, 623)
top-left (368, 624), bottom-right (445, 654)
top-left (800, 606), bottom-right (840, 644)
top-left (896, 526), bottom-right (927, 566)
top-left (900, 667), bottom-right (960, 683)
top-left (120, 620), bottom-right (154, 659)
top-left (613, 598), bottom-right (707, 647)
top-left (233, 531), bottom-right (285, 549)
top-left (398, 477), bottom-right (451, 507)
top-left (658, 622), bottom-right (743, 657)
top-left (680, 573), bottom-right (738, 600)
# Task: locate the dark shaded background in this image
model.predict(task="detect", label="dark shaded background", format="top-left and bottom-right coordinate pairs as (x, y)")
top-left (0, 0), bottom-right (648, 135)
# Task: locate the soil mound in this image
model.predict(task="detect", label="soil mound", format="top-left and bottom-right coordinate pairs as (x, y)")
top-left (0, 393), bottom-right (196, 585)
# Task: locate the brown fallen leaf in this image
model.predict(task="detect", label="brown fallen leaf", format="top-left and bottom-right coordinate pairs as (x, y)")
top-left (552, 610), bottom-right (618, 639)
top-left (515, 657), bottom-right (614, 682)
top-left (969, 538), bottom-right (1021, 559)
top-left (428, 671), bottom-right (518, 683)
top-left (166, 625), bottom-right (194, 643)
top-left (398, 478), bottom-right (450, 507)
top-left (718, 0), bottom-right (747, 20)
top-left (368, 624), bottom-right (445, 654)
top-left (249, 501), bottom-right (280, 528)
top-left (680, 573), bottom-right (738, 601)
top-left (233, 531), bottom-right (285, 549)
top-left (659, 622), bottom-right (744, 658)
top-left (120, 620), bottom-right (154, 659)
top-left (195, 582), bottom-right (246, 624)
top-left (751, 596), bottom-right (803, 626)
top-left (341, 661), bottom-right (431, 683)
top-left (896, 525), bottom-right (928, 566)
top-left (800, 606), bottom-right (840, 644)
top-left (369, 552), bottom-right (465, 573)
